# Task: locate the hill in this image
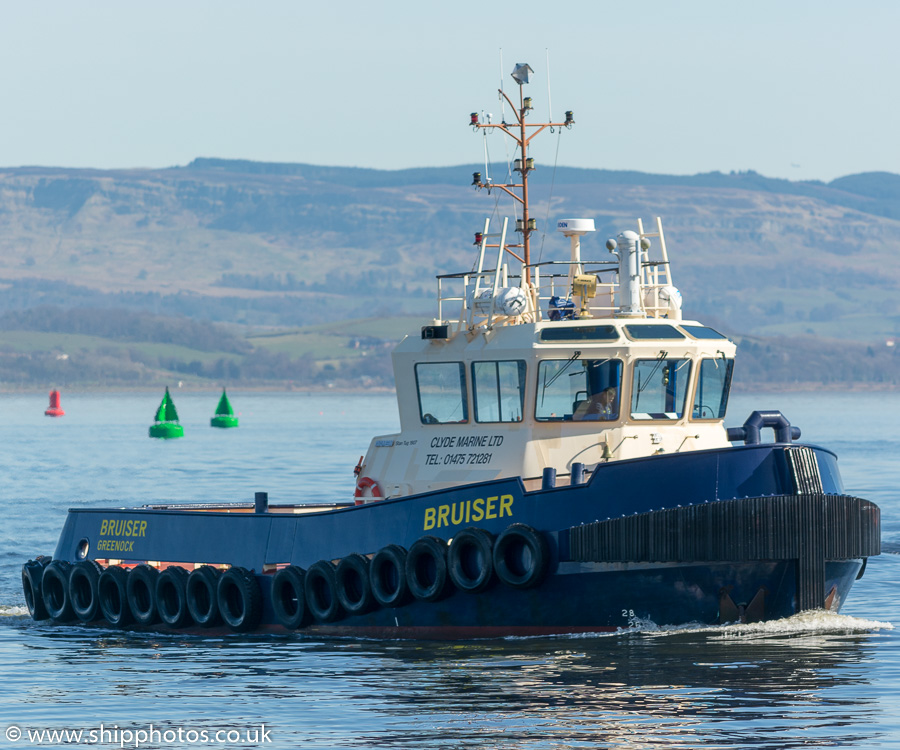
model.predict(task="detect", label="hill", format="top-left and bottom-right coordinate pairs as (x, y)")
top-left (0, 160), bottom-right (898, 387)
top-left (2, 160), bottom-right (899, 335)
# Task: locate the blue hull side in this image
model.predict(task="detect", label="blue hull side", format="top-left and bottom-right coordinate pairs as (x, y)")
top-left (289, 559), bottom-right (864, 639)
top-left (53, 443), bottom-right (845, 567)
top-left (36, 443), bottom-right (879, 638)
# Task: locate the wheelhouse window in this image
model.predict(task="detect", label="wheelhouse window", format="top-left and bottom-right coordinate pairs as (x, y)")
top-left (692, 358), bottom-right (734, 419)
top-left (536, 357), bottom-right (623, 422)
top-left (539, 325), bottom-right (618, 342)
top-left (472, 360), bottom-right (526, 423)
top-left (631, 357), bottom-right (692, 420)
top-left (680, 324), bottom-right (728, 340)
top-left (624, 324), bottom-right (686, 340)
top-left (415, 362), bottom-right (468, 424)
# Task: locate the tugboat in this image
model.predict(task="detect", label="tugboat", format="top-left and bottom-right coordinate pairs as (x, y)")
top-left (22, 65), bottom-right (880, 638)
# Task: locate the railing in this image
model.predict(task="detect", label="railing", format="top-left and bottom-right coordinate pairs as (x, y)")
top-left (436, 217), bottom-right (676, 330)
top-left (437, 262), bottom-right (676, 329)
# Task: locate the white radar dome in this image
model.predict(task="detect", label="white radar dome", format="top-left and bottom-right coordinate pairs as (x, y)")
top-left (556, 218), bottom-right (596, 236)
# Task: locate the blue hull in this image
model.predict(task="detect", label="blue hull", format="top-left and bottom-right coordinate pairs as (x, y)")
top-left (280, 559), bottom-right (864, 639)
top-left (27, 443), bottom-right (881, 639)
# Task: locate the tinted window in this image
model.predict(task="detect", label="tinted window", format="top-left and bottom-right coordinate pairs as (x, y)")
top-left (472, 361), bottom-right (527, 423)
top-left (692, 358), bottom-right (734, 419)
top-left (415, 362), bottom-right (468, 424)
top-left (625, 324), bottom-right (685, 340)
top-left (680, 325), bottom-right (728, 340)
top-left (536, 358), bottom-right (623, 421)
top-left (539, 325), bottom-right (619, 342)
top-left (631, 358), bottom-right (692, 420)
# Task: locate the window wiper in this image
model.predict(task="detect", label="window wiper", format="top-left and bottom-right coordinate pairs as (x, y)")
top-left (544, 350), bottom-right (581, 390)
top-left (539, 350), bottom-right (581, 408)
top-left (636, 351), bottom-right (667, 397)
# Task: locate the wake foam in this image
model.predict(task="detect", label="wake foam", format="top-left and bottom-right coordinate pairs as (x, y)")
top-left (633, 609), bottom-right (894, 638)
top-left (541, 609), bottom-right (894, 642)
top-left (0, 605), bottom-right (29, 617)
top-left (706, 609), bottom-right (894, 637)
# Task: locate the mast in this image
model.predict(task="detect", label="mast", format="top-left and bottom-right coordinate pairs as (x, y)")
top-left (470, 63), bottom-right (574, 285)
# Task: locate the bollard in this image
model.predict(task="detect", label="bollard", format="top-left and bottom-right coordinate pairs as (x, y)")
top-left (255, 491), bottom-right (268, 514)
top-left (542, 467), bottom-right (557, 490)
top-left (571, 462), bottom-right (585, 485)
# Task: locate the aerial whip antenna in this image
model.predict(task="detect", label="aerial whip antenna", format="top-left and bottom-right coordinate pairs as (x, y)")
top-left (498, 49), bottom-right (506, 123)
top-left (471, 62), bottom-right (573, 284)
top-left (546, 49), bottom-right (553, 123)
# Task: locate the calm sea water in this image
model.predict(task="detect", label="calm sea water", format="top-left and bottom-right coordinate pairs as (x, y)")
top-left (1, 390), bottom-right (898, 750)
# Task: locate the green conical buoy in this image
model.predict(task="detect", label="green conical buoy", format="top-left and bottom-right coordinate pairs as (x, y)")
top-left (149, 387), bottom-right (184, 439)
top-left (211, 388), bottom-right (239, 428)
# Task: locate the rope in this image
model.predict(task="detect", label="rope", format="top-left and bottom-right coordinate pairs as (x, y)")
top-left (537, 126), bottom-right (563, 264)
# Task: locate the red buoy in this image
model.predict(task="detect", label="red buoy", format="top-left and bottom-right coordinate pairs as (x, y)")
top-left (45, 390), bottom-right (65, 417)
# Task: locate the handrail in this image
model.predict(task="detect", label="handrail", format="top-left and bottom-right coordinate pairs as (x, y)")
top-left (435, 217), bottom-right (679, 330)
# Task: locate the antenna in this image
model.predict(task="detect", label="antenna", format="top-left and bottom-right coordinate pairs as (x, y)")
top-left (546, 49), bottom-right (553, 123)
top-left (470, 63), bottom-right (574, 285)
top-left (498, 49), bottom-right (506, 123)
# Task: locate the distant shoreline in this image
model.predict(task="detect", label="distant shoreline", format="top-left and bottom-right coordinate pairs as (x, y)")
top-left (2, 382), bottom-right (896, 396)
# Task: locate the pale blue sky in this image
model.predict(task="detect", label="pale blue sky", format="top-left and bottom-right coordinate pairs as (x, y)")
top-left (1, 0), bottom-right (897, 182)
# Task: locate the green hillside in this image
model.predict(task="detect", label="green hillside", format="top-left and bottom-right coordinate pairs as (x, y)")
top-left (0, 307), bottom-right (896, 391)
top-left (0, 309), bottom-right (416, 389)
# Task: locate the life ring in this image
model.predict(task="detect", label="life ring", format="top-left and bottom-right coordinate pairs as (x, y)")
top-left (41, 560), bottom-right (74, 622)
top-left (68, 560), bottom-right (103, 623)
top-left (156, 566), bottom-right (192, 628)
top-left (354, 477), bottom-right (382, 505)
top-left (126, 564), bottom-right (160, 625)
top-left (21, 557), bottom-right (50, 621)
top-left (335, 553), bottom-right (375, 616)
top-left (98, 566), bottom-right (133, 627)
top-left (405, 536), bottom-right (450, 602)
top-left (186, 566), bottom-right (222, 627)
top-left (493, 524), bottom-right (549, 589)
top-left (272, 566), bottom-right (310, 630)
top-left (369, 544), bottom-right (409, 608)
top-left (448, 527), bottom-right (495, 593)
top-left (217, 566), bottom-right (263, 633)
top-left (304, 560), bottom-right (343, 622)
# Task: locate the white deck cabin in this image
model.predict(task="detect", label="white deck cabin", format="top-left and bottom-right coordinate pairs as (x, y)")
top-left (354, 218), bottom-right (737, 501)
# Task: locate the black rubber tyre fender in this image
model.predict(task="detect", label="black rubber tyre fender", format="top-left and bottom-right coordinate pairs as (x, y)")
top-left (41, 560), bottom-right (74, 622)
top-left (98, 566), bottom-right (133, 627)
top-left (335, 553), bottom-right (375, 616)
top-left (493, 523), bottom-right (549, 589)
top-left (369, 544), bottom-right (409, 608)
top-left (22, 557), bottom-right (51, 621)
top-left (271, 566), bottom-right (310, 630)
top-left (448, 527), bottom-right (495, 593)
top-left (217, 566), bottom-right (263, 633)
top-left (186, 566), bottom-right (222, 627)
top-left (69, 560), bottom-right (104, 623)
top-left (156, 566), bottom-right (192, 629)
top-left (304, 560), bottom-right (343, 623)
top-left (126, 564), bottom-right (160, 626)
top-left (405, 536), bottom-right (450, 602)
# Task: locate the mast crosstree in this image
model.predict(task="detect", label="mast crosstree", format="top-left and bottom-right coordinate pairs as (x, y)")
top-left (470, 62), bottom-right (574, 284)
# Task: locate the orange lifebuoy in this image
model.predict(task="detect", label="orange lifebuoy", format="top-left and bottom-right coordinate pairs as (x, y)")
top-left (354, 476), bottom-right (382, 504)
